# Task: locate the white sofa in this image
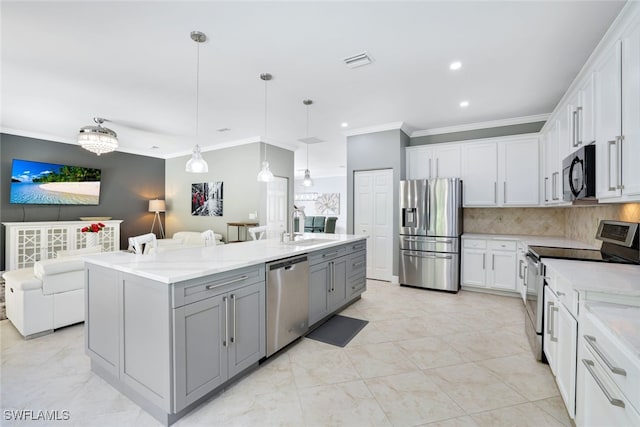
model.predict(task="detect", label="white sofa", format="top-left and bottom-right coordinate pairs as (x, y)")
top-left (143, 230), bottom-right (223, 254)
top-left (2, 246), bottom-right (102, 338)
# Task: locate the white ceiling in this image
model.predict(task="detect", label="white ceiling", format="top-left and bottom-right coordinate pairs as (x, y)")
top-left (1, 1), bottom-right (625, 177)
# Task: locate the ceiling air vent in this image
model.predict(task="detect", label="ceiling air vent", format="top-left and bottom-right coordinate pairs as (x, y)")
top-left (343, 51), bottom-right (373, 69)
top-left (298, 137), bottom-right (324, 144)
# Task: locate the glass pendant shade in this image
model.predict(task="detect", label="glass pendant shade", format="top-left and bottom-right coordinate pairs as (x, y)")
top-left (303, 169), bottom-right (314, 187)
top-left (257, 160), bottom-right (274, 182)
top-left (185, 144), bottom-right (209, 173)
top-left (78, 119), bottom-right (118, 156)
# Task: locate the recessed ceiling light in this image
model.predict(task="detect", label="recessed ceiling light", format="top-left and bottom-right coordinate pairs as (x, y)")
top-left (150, 145), bottom-right (159, 149)
top-left (459, 100), bottom-right (469, 108)
top-left (341, 122), bottom-right (349, 128)
top-left (450, 61), bottom-right (462, 71)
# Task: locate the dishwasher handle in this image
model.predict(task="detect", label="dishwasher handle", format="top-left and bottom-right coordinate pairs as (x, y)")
top-left (269, 256), bottom-right (308, 271)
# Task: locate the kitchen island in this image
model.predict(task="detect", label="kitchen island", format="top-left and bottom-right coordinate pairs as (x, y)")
top-left (82, 234), bottom-right (367, 426)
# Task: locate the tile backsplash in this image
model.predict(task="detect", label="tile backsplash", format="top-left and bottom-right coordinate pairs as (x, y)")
top-left (564, 203), bottom-right (640, 247)
top-left (464, 208), bottom-right (565, 236)
top-left (464, 203), bottom-right (640, 246)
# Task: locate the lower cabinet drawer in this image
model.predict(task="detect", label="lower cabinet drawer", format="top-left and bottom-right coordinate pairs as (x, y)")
top-left (173, 265), bottom-right (265, 308)
top-left (347, 273), bottom-right (366, 298)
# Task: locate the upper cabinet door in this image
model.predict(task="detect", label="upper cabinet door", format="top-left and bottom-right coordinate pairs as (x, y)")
top-left (595, 40), bottom-right (622, 200)
top-left (621, 22), bottom-right (640, 197)
top-left (579, 73), bottom-right (596, 146)
top-left (406, 146), bottom-right (432, 179)
top-left (501, 137), bottom-right (539, 206)
top-left (433, 144), bottom-right (461, 178)
top-left (462, 142), bottom-right (498, 206)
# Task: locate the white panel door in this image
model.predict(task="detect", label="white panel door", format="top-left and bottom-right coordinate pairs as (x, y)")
top-left (462, 142), bottom-right (498, 206)
top-left (501, 137), bottom-right (539, 206)
top-left (621, 22), bottom-right (640, 198)
top-left (266, 177), bottom-right (288, 238)
top-left (354, 169), bottom-right (393, 281)
top-left (595, 40), bottom-right (622, 200)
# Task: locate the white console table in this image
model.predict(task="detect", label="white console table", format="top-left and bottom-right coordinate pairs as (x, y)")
top-left (3, 220), bottom-right (122, 271)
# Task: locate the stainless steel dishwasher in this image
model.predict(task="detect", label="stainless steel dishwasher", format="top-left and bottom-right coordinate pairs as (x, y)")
top-left (266, 255), bottom-right (309, 357)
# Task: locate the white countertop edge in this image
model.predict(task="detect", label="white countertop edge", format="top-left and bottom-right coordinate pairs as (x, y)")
top-left (543, 258), bottom-right (640, 296)
top-left (83, 234), bottom-right (367, 284)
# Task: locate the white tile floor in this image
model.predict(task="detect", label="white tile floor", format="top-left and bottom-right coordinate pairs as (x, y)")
top-left (0, 280), bottom-right (571, 426)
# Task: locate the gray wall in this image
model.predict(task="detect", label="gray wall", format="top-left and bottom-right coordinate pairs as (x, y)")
top-left (410, 121), bottom-right (545, 145)
top-left (165, 142), bottom-right (294, 242)
top-left (0, 133), bottom-right (165, 270)
top-left (346, 129), bottom-right (408, 278)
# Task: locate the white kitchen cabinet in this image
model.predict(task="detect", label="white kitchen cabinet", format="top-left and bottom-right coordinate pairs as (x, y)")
top-left (595, 22), bottom-right (640, 202)
top-left (542, 120), bottom-right (564, 205)
top-left (566, 74), bottom-right (595, 151)
top-left (462, 142), bottom-right (499, 206)
top-left (461, 237), bottom-right (517, 293)
top-left (461, 135), bottom-right (539, 207)
top-left (501, 137), bottom-right (539, 206)
top-left (544, 265), bottom-right (579, 419)
top-left (405, 143), bottom-right (461, 180)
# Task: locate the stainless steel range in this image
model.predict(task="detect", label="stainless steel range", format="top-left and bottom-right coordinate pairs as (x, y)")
top-left (524, 220), bottom-right (640, 361)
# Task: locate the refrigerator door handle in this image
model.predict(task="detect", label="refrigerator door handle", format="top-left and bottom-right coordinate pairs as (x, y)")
top-left (403, 251), bottom-right (452, 259)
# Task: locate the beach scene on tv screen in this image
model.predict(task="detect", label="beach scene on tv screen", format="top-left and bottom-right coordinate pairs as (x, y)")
top-left (10, 159), bottom-right (101, 205)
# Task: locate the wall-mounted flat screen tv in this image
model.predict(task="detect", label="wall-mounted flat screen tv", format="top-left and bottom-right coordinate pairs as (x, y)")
top-left (9, 159), bottom-right (101, 205)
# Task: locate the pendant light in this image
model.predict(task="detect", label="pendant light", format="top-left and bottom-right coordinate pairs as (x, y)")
top-left (257, 73), bottom-right (274, 182)
top-left (302, 99), bottom-right (314, 187)
top-left (78, 117), bottom-right (118, 155)
top-left (185, 31), bottom-right (209, 173)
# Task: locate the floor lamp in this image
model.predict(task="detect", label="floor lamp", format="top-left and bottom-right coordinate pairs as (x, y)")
top-left (149, 199), bottom-right (166, 239)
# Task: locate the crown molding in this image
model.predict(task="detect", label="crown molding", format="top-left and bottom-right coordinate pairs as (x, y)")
top-left (410, 113), bottom-right (549, 138)
top-left (342, 121), bottom-right (412, 137)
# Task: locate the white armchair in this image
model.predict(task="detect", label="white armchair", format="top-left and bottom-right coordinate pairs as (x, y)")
top-left (2, 246), bottom-right (102, 338)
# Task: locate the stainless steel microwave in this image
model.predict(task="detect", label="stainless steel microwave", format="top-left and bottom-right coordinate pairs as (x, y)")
top-left (563, 144), bottom-right (596, 201)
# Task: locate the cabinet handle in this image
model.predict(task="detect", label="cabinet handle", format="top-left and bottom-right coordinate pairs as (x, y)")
top-left (206, 275), bottom-right (249, 290)
top-left (616, 135), bottom-right (624, 190)
top-left (552, 172), bottom-right (558, 200)
top-left (544, 177), bottom-right (549, 202)
top-left (223, 296), bottom-right (229, 347)
top-left (577, 106), bottom-right (583, 145)
top-left (607, 140), bottom-right (617, 191)
top-left (482, 253), bottom-right (486, 270)
top-left (571, 110), bottom-right (578, 147)
top-left (584, 335), bottom-right (627, 376)
top-left (551, 306), bottom-right (559, 342)
top-left (230, 294), bottom-right (236, 344)
top-left (523, 265), bottom-right (528, 287)
top-left (352, 261), bottom-right (365, 267)
top-left (582, 359), bottom-right (626, 408)
top-left (503, 182), bottom-right (506, 203)
top-left (494, 182), bottom-right (497, 204)
top-left (428, 158), bottom-right (432, 179)
top-left (546, 301), bottom-right (554, 335)
top-left (557, 291), bottom-right (565, 296)
top-left (491, 254), bottom-right (495, 270)
top-left (518, 259), bottom-right (524, 279)
top-left (436, 158), bottom-right (439, 177)
top-left (323, 251), bottom-right (339, 259)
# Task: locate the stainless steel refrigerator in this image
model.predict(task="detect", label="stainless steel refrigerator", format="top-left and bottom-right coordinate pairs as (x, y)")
top-left (399, 178), bottom-right (463, 292)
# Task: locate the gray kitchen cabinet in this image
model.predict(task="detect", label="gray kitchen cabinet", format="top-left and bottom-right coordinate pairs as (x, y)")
top-left (309, 261), bottom-right (331, 325)
top-left (308, 243), bottom-right (364, 327)
top-left (174, 280), bottom-right (265, 412)
top-left (347, 250), bottom-right (366, 299)
top-left (174, 293), bottom-right (227, 410)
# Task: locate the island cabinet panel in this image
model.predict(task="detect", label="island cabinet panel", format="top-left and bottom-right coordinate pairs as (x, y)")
top-left (347, 250), bottom-right (366, 299)
top-left (120, 273), bottom-right (172, 412)
top-left (309, 262), bottom-right (331, 325)
top-left (227, 282), bottom-right (265, 377)
top-left (328, 256), bottom-right (347, 313)
top-left (173, 294), bottom-right (227, 411)
top-left (85, 264), bottom-right (120, 377)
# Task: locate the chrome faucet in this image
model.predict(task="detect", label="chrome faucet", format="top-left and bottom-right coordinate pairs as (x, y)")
top-left (287, 207), bottom-right (306, 241)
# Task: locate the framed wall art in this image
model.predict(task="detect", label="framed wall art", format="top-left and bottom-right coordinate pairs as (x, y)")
top-left (191, 182), bottom-right (223, 216)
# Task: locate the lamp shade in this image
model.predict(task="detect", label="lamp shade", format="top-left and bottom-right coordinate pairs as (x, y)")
top-left (149, 199), bottom-right (166, 213)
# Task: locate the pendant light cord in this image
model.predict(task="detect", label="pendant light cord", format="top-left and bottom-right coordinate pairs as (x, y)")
top-left (306, 104), bottom-right (310, 169)
top-left (263, 77), bottom-right (268, 162)
top-left (195, 40), bottom-right (200, 138)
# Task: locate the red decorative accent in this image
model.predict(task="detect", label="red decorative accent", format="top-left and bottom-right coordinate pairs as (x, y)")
top-left (81, 223), bottom-right (105, 233)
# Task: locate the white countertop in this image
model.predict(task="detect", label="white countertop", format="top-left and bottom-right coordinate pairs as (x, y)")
top-left (543, 258), bottom-right (640, 296)
top-left (585, 301), bottom-right (640, 359)
top-left (462, 233), bottom-right (598, 250)
top-left (83, 234), bottom-right (366, 284)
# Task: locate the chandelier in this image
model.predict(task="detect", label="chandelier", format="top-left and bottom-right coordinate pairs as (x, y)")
top-left (78, 117), bottom-right (118, 155)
